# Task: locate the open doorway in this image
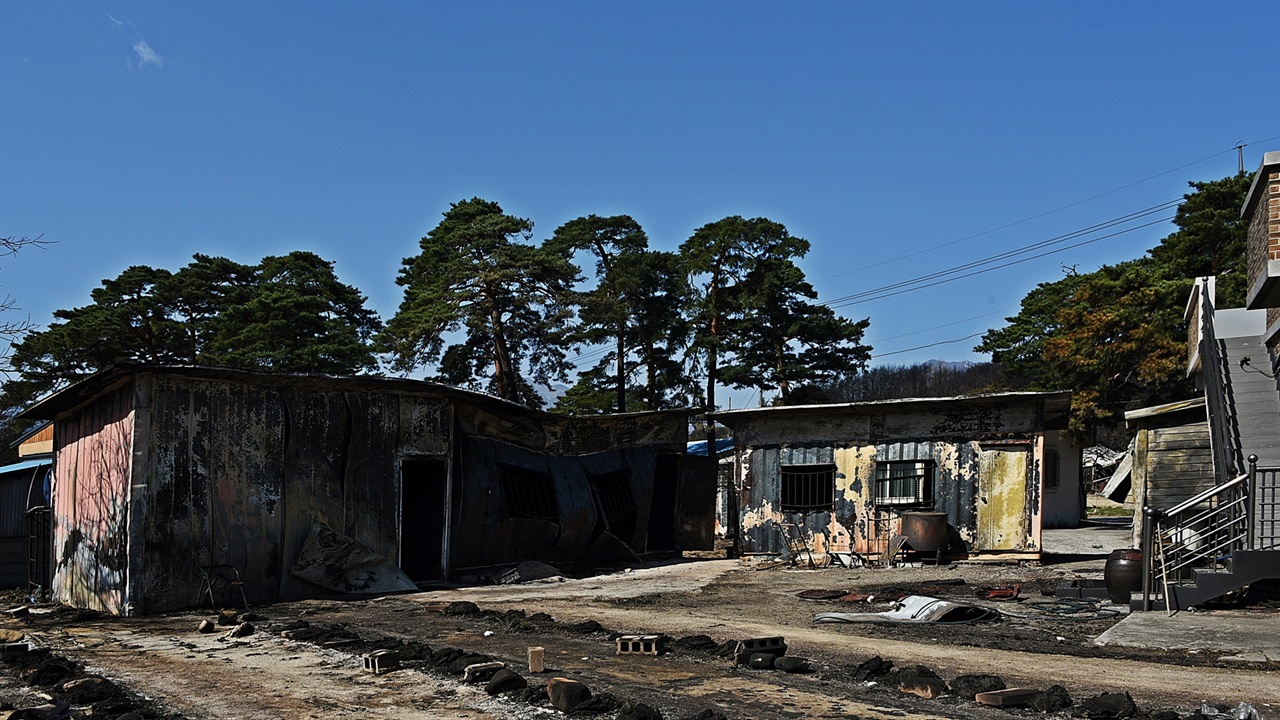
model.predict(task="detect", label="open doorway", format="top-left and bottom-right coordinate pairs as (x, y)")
top-left (648, 454), bottom-right (681, 552)
top-left (400, 456), bottom-right (449, 581)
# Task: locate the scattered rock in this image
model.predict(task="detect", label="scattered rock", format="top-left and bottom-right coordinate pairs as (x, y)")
top-left (197, 619), bottom-right (216, 634)
top-left (59, 676), bottom-right (113, 702)
top-left (1080, 692), bottom-right (1137, 720)
top-left (442, 601), bottom-right (480, 616)
top-left (570, 691), bottom-right (623, 714)
top-left (485, 668), bottom-right (528, 695)
top-left (680, 712), bottom-right (728, 720)
top-left (225, 622), bottom-right (255, 638)
top-left (773, 656), bottom-right (811, 673)
top-left (0, 629), bottom-right (24, 643)
top-left (19, 660), bottom-right (74, 686)
top-left (547, 677), bottom-right (592, 712)
top-left (618, 698), bottom-right (664, 720)
top-left (446, 653), bottom-right (493, 675)
top-left (851, 655), bottom-right (894, 681)
top-left (565, 620), bottom-right (605, 635)
top-left (462, 661), bottom-right (504, 683)
top-left (671, 635), bottom-right (719, 654)
top-left (1029, 685), bottom-right (1073, 712)
top-left (217, 609), bottom-right (239, 626)
top-left (900, 677), bottom-right (946, 699)
top-left (949, 674), bottom-right (1006, 699)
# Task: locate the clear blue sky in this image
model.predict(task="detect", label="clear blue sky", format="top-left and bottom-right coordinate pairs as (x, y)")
top-left (2, 1), bottom-right (1277, 404)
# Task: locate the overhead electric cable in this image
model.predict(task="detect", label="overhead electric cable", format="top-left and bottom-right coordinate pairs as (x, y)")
top-left (813, 136), bottom-right (1280, 284)
top-left (826, 214), bottom-right (1172, 308)
top-left (821, 201), bottom-right (1178, 307)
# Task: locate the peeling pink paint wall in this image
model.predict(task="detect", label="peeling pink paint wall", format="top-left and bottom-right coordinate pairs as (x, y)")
top-left (52, 382), bottom-right (134, 615)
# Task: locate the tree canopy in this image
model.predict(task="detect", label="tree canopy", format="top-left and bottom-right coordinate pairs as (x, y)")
top-left (548, 216), bottom-right (698, 414)
top-left (7, 251), bottom-right (380, 393)
top-left (680, 216), bottom-right (871, 409)
top-left (381, 197), bottom-right (578, 407)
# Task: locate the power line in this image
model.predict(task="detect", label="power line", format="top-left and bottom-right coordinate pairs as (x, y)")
top-left (825, 214), bottom-right (1173, 309)
top-left (866, 307), bottom-right (1017, 345)
top-left (872, 333), bottom-right (986, 359)
top-left (821, 200), bottom-right (1179, 308)
top-left (812, 136), bottom-right (1280, 285)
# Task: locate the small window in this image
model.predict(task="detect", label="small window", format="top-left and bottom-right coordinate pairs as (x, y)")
top-left (874, 460), bottom-right (934, 508)
top-left (780, 464), bottom-right (836, 512)
top-left (499, 464), bottom-right (559, 522)
top-left (1044, 449), bottom-right (1061, 490)
top-left (588, 470), bottom-right (637, 539)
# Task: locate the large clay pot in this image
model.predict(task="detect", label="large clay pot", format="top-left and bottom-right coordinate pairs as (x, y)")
top-left (1103, 548), bottom-right (1143, 604)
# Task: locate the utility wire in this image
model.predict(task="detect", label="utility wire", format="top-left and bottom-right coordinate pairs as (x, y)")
top-left (826, 214), bottom-right (1173, 309)
top-left (872, 333), bottom-right (987, 359)
top-left (821, 200), bottom-right (1179, 308)
top-left (812, 136), bottom-right (1280, 284)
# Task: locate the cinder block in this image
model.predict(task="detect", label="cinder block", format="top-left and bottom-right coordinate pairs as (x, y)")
top-left (733, 637), bottom-right (787, 657)
top-left (362, 649), bottom-right (400, 675)
top-left (616, 634), bottom-right (665, 656)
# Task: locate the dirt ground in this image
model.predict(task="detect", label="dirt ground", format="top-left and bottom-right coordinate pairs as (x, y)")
top-left (2, 555), bottom-right (1277, 720)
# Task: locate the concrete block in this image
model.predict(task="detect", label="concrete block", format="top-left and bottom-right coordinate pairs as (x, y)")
top-left (362, 649), bottom-right (400, 675)
top-left (616, 634), bottom-right (665, 655)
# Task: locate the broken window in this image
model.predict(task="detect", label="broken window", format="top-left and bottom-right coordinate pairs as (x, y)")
top-left (780, 464), bottom-right (836, 512)
top-left (499, 464), bottom-right (559, 522)
top-left (588, 470), bottom-right (637, 540)
top-left (874, 460), bottom-right (934, 508)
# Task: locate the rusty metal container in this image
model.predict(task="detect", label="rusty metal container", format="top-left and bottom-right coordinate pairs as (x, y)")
top-left (900, 512), bottom-right (949, 552)
top-left (1103, 548), bottom-right (1143, 604)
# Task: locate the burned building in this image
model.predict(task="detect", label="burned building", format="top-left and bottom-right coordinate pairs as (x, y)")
top-left (711, 392), bottom-right (1079, 563)
top-left (22, 365), bottom-right (711, 615)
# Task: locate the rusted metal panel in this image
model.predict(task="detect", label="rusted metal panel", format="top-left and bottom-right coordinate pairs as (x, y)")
top-left (398, 395), bottom-right (450, 456)
top-left (52, 381), bottom-right (134, 615)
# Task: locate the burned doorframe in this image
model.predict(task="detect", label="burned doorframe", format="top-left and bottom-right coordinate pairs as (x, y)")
top-left (398, 455), bottom-right (450, 582)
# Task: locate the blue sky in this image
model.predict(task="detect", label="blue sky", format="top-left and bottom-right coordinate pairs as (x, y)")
top-left (2, 1), bottom-right (1277, 404)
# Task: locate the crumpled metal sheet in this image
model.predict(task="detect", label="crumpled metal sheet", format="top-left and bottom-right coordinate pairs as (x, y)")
top-left (290, 522), bottom-right (417, 594)
top-left (813, 595), bottom-right (999, 624)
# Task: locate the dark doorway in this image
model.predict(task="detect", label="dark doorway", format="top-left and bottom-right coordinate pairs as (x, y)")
top-left (400, 456), bottom-right (448, 581)
top-left (647, 454), bottom-right (681, 552)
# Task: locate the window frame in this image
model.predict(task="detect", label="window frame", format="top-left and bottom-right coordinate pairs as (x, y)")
top-left (779, 463), bottom-right (837, 513)
top-left (873, 459), bottom-right (935, 508)
top-left (498, 463), bottom-right (560, 522)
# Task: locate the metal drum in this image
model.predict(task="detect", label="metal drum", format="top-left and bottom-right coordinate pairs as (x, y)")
top-left (900, 512), bottom-right (949, 552)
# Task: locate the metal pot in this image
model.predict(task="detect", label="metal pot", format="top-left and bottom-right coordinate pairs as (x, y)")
top-left (900, 512), bottom-right (949, 552)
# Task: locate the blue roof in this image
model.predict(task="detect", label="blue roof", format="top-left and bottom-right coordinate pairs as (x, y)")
top-left (687, 437), bottom-right (734, 457)
top-left (0, 458), bottom-right (52, 475)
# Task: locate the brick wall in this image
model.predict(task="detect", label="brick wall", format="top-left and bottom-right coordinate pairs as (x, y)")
top-left (1246, 168), bottom-right (1280, 296)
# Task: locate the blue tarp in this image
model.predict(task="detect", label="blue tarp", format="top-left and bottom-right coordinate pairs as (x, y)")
top-left (687, 438), bottom-right (734, 457)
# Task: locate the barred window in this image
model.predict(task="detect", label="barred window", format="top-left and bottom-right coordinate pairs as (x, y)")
top-left (780, 464), bottom-right (836, 512)
top-left (588, 470), bottom-right (637, 535)
top-left (499, 464), bottom-right (559, 522)
top-left (874, 460), bottom-right (934, 508)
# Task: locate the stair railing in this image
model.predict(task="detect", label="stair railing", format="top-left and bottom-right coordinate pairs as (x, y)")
top-left (1251, 454), bottom-right (1280, 550)
top-left (1194, 278), bottom-right (1243, 482)
top-left (1141, 472), bottom-right (1250, 612)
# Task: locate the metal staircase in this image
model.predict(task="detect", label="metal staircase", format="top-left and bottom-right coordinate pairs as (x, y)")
top-left (1137, 458), bottom-right (1280, 612)
top-left (1136, 279), bottom-right (1280, 612)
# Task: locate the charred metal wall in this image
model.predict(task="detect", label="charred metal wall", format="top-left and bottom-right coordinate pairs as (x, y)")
top-left (47, 369), bottom-right (701, 614)
top-left (725, 398), bottom-right (1053, 560)
top-left (449, 404), bottom-right (705, 570)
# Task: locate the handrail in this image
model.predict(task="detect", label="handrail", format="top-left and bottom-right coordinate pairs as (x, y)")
top-left (1163, 473), bottom-right (1248, 517)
